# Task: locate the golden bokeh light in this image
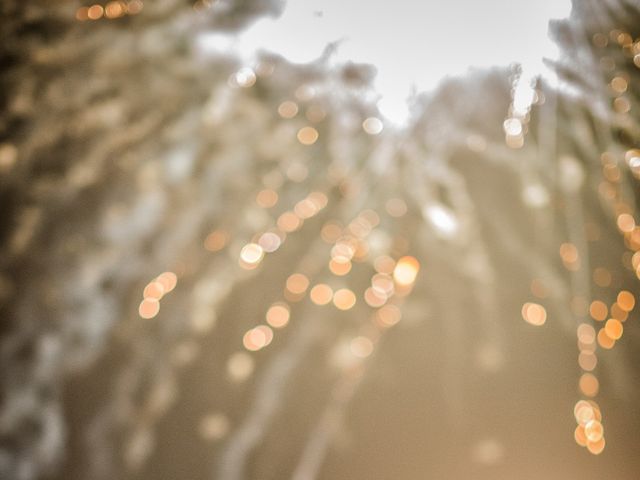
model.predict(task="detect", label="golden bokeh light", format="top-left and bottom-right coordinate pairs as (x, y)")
top-left (521, 302), bottom-right (547, 326)
top-left (364, 287), bottom-right (387, 308)
top-left (375, 304), bottom-right (402, 328)
top-left (329, 258), bottom-right (352, 276)
top-left (577, 323), bottom-right (596, 345)
top-left (610, 302), bottom-right (629, 322)
top-left (587, 437), bottom-right (606, 455)
top-left (256, 189), bottom-right (279, 208)
top-left (574, 400), bottom-right (595, 425)
top-left (333, 288), bottom-right (356, 310)
top-left (258, 232), bottom-right (282, 253)
top-left (204, 229), bottom-right (229, 252)
top-left (277, 211), bottom-right (302, 232)
top-left (578, 352), bottom-right (597, 372)
top-left (278, 100), bottom-right (299, 119)
top-left (393, 256), bottom-right (420, 286)
top-left (87, 4), bottom-right (104, 20)
top-left (143, 281), bottom-right (165, 300)
top-left (616, 213), bottom-right (635, 233)
top-left (105, 1), bottom-right (125, 18)
top-left (297, 126), bottom-right (319, 145)
top-left (310, 284), bottom-right (333, 306)
top-left (574, 425), bottom-right (588, 447)
top-left (374, 255), bottom-right (396, 274)
top-left (597, 328), bottom-right (615, 349)
top-left (584, 420), bottom-right (604, 443)
top-left (156, 271), bottom-right (177, 293)
top-left (371, 273), bottom-right (395, 296)
top-left (579, 373), bottom-right (599, 397)
top-left (266, 303), bottom-right (290, 328)
top-left (239, 243), bottom-right (264, 269)
top-left (139, 298), bottom-right (160, 319)
top-left (286, 273), bottom-right (310, 295)
top-left (242, 325), bottom-right (273, 352)
top-left (617, 290), bottom-right (635, 311)
top-left (604, 318), bottom-right (623, 340)
top-left (589, 300), bottom-right (608, 321)
top-left (350, 336), bottom-right (374, 358)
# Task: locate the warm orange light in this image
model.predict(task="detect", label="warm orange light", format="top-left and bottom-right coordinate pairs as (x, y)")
top-left (333, 288), bottom-right (356, 310)
top-left (243, 325), bottom-right (273, 351)
top-left (310, 284), bottom-right (333, 305)
top-left (579, 373), bottom-right (599, 397)
top-left (143, 281), bottom-right (165, 300)
top-left (574, 425), bottom-right (588, 447)
top-left (266, 303), bottom-right (290, 328)
top-left (139, 298), bottom-right (160, 319)
top-left (87, 4), bottom-right (104, 19)
top-left (286, 273), bottom-right (309, 295)
top-left (297, 126), bottom-right (319, 145)
top-left (393, 256), bottom-right (420, 286)
top-left (278, 100), bottom-right (298, 118)
top-left (256, 189), bottom-right (279, 208)
top-left (156, 272), bottom-right (177, 293)
top-left (204, 230), bottom-right (229, 252)
top-left (586, 437), bottom-right (606, 455)
top-left (364, 287), bottom-right (387, 308)
top-left (239, 243), bottom-right (264, 269)
top-left (584, 420), bottom-right (604, 443)
top-left (277, 211), bottom-right (302, 232)
top-left (374, 255), bottom-right (396, 274)
top-left (578, 352), bottom-right (597, 372)
top-left (521, 302), bottom-right (547, 326)
top-left (589, 300), bottom-right (608, 321)
top-left (597, 328), bottom-right (615, 349)
top-left (376, 304), bottom-right (402, 328)
top-left (577, 323), bottom-right (596, 344)
top-left (617, 213), bottom-right (635, 233)
top-left (604, 318), bottom-right (623, 340)
top-left (610, 302), bottom-right (629, 322)
top-left (617, 290), bottom-right (635, 312)
top-left (329, 259), bottom-right (352, 276)
top-left (574, 400), bottom-right (595, 425)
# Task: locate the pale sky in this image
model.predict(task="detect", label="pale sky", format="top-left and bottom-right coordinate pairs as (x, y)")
top-left (201, 0), bottom-right (572, 122)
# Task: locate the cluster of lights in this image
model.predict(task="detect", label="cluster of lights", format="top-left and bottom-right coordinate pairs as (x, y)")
top-left (234, 193), bottom-right (420, 368)
top-left (75, 0), bottom-right (143, 21)
top-left (138, 272), bottom-right (177, 319)
top-left (588, 292), bottom-right (634, 350)
top-left (238, 192), bottom-right (329, 271)
top-left (561, 28), bottom-right (640, 455)
top-left (573, 400), bottom-right (606, 454)
top-left (503, 69), bottom-right (540, 149)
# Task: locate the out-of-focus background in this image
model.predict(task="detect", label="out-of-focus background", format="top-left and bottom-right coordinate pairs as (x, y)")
top-left (1, 1), bottom-right (640, 479)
